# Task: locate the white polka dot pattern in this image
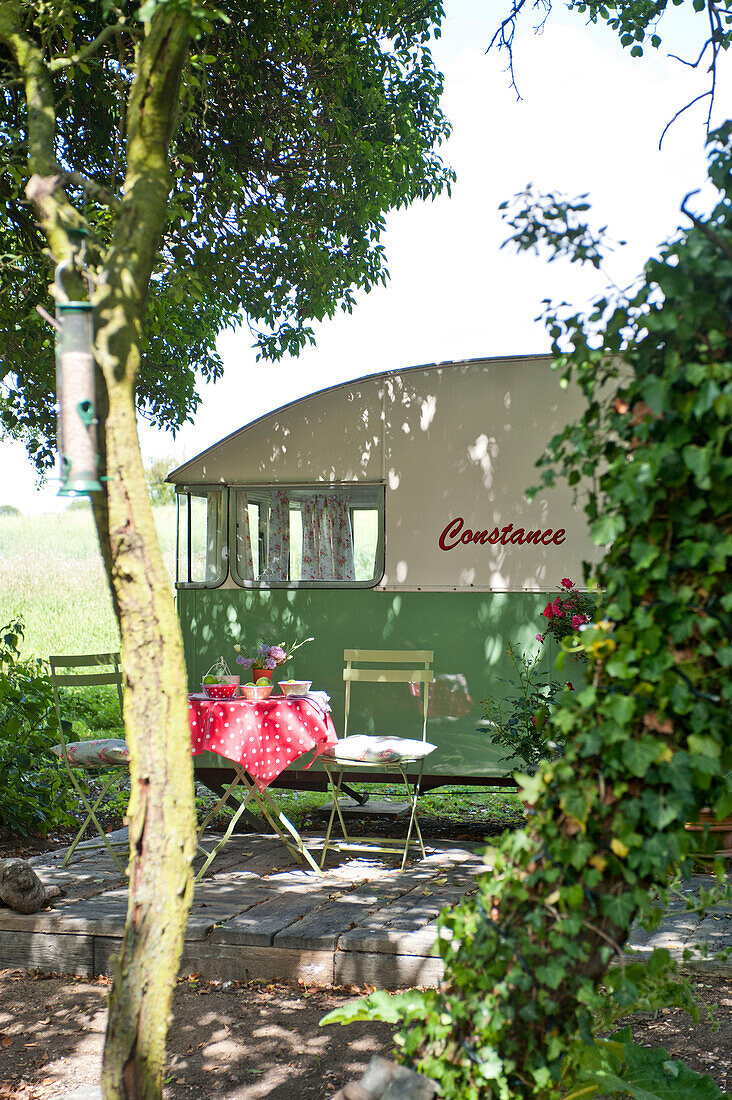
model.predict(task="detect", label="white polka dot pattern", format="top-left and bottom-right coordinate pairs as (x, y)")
top-left (188, 696), bottom-right (337, 790)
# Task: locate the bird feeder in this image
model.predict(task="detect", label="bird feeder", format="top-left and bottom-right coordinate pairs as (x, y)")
top-left (54, 229), bottom-right (102, 496)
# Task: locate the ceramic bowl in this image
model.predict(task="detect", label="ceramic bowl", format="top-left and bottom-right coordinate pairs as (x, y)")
top-left (202, 682), bottom-right (238, 699)
top-left (279, 680), bottom-right (312, 697)
top-left (241, 683), bottom-right (273, 701)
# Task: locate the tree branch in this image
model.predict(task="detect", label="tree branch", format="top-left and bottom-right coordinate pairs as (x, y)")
top-left (487, 0), bottom-right (553, 101)
top-left (661, 0), bottom-right (726, 142)
top-left (58, 169), bottom-right (121, 210)
top-left (681, 189), bottom-right (732, 261)
top-left (48, 19), bottom-right (136, 73)
top-left (0, 1), bottom-right (87, 265)
top-left (658, 91), bottom-right (712, 150)
top-left (105, 14), bottom-right (191, 306)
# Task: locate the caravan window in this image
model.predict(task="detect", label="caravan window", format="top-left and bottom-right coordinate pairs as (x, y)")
top-left (232, 486), bottom-right (383, 587)
top-left (176, 488), bottom-right (227, 587)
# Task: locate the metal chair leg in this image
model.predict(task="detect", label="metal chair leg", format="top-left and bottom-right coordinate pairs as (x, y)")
top-left (195, 780), bottom-right (261, 880)
top-left (318, 762), bottom-right (429, 870)
top-left (320, 766), bottom-right (351, 868)
top-left (62, 769), bottom-right (126, 875)
top-left (398, 762), bottom-right (427, 870)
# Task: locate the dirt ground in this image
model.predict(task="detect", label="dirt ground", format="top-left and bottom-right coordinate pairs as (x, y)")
top-left (0, 971), bottom-right (729, 1099)
top-left (0, 972), bottom-right (396, 1099)
top-left (0, 827), bottom-right (730, 1098)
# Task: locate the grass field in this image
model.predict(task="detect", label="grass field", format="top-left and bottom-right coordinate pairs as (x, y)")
top-left (0, 504), bottom-right (176, 659)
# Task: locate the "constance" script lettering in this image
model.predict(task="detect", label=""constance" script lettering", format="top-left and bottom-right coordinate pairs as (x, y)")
top-left (438, 517), bottom-right (566, 550)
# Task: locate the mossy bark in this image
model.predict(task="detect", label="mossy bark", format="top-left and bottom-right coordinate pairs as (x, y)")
top-left (97, 364), bottom-right (195, 1100)
top-left (93, 16), bottom-right (197, 1096)
top-left (0, 7), bottom-right (198, 1097)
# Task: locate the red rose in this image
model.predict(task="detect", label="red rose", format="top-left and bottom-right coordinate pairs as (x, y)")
top-left (561, 578), bottom-right (573, 589)
top-left (566, 682), bottom-right (574, 691)
top-left (543, 602), bottom-right (555, 619)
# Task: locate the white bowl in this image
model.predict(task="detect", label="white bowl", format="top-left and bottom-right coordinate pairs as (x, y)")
top-left (279, 680), bottom-right (312, 696)
top-left (241, 683), bottom-right (273, 701)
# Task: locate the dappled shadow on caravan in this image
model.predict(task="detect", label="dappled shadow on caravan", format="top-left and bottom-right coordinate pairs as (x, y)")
top-left (168, 355), bottom-right (599, 791)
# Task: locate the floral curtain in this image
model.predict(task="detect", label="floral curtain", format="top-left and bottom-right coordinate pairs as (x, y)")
top-left (205, 492), bottom-right (226, 582)
top-left (235, 491), bottom-right (254, 580)
top-left (300, 493), bottom-right (355, 581)
top-left (263, 489), bottom-right (290, 580)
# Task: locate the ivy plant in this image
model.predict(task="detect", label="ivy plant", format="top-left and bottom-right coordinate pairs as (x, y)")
top-left (322, 123), bottom-right (732, 1099)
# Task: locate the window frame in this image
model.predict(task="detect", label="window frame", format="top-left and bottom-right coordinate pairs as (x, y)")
top-left (174, 485), bottom-right (229, 590)
top-left (229, 482), bottom-right (385, 589)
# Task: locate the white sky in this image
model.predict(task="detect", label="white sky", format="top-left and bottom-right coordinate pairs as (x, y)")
top-left (1, 0), bottom-right (727, 513)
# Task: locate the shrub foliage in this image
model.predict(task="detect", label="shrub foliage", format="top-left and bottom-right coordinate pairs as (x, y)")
top-left (324, 126), bottom-right (732, 1098)
top-left (0, 619), bottom-right (75, 835)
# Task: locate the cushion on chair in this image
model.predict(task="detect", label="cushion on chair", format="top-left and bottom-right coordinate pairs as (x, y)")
top-left (51, 738), bottom-right (129, 767)
top-left (322, 734), bottom-right (436, 764)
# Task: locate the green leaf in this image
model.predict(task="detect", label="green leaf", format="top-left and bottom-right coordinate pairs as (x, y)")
top-left (682, 446), bottom-right (711, 487)
top-left (536, 958), bottom-right (568, 989)
top-left (581, 1028), bottom-right (725, 1099)
top-left (687, 734), bottom-right (721, 761)
top-left (320, 989), bottom-right (428, 1027)
top-left (623, 738), bottom-right (661, 777)
top-left (592, 513), bottom-right (626, 545)
top-left (641, 376), bottom-right (668, 416)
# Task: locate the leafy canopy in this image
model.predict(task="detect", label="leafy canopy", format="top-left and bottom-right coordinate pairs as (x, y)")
top-left (0, 0), bottom-right (453, 468)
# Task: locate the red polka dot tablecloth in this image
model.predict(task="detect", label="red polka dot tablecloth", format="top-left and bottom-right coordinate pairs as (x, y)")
top-left (188, 695), bottom-right (338, 790)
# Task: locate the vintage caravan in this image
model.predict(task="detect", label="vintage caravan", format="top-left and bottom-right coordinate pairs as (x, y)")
top-left (168, 354), bottom-right (600, 790)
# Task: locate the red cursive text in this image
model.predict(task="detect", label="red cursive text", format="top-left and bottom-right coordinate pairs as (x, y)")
top-left (438, 517), bottom-right (566, 551)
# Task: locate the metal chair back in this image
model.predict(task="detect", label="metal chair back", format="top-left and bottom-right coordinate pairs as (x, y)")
top-left (49, 652), bottom-right (124, 758)
top-left (48, 652), bottom-right (127, 873)
top-left (342, 648), bottom-right (434, 743)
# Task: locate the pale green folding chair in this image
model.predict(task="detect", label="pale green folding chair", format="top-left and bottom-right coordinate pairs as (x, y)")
top-left (49, 653), bottom-right (130, 874)
top-left (319, 649), bottom-right (436, 870)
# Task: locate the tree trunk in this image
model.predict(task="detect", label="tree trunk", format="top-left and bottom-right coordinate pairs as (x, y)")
top-left (98, 367), bottom-right (196, 1100)
top-left (0, 7), bottom-right (199, 1097)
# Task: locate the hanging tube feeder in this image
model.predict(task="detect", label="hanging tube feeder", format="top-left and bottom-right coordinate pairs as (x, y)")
top-left (54, 230), bottom-right (102, 496)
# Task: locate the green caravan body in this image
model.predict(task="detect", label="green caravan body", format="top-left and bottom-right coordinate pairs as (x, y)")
top-left (168, 354), bottom-right (600, 789)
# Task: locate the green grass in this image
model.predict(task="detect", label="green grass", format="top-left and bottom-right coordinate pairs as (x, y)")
top-left (0, 504), bottom-right (176, 659)
top-left (249, 783), bottom-right (524, 830)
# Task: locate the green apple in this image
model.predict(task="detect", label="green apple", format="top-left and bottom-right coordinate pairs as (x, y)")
top-left (256, 677), bottom-right (270, 686)
top-left (202, 674), bottom-right (218, 685)
top-left (245, 681), bottom-right (255, 687)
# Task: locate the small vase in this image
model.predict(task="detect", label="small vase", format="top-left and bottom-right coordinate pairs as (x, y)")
top-left (251, 667), bottom-right (274, 682)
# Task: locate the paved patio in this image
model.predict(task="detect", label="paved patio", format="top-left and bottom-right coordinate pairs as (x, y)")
top-left (0, 830), bottom-right (729, 987)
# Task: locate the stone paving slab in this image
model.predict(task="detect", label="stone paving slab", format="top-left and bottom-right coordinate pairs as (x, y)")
top-left (3, 834), bottom-right (730, 988)
top-left (625, 874), bottom-right (732, 971)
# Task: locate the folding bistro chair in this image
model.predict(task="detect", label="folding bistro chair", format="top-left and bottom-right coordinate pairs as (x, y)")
top-left (319, 649), bottom-right (436, 870)
top-left (49, 653), bottom-right (130, 874)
